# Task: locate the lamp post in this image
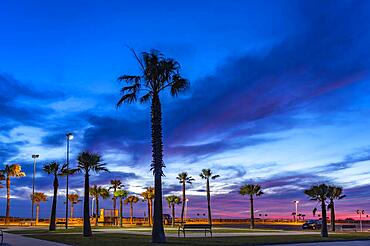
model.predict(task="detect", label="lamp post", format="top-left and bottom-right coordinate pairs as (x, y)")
top-left (185, 198), bottom-right (189, 222)
top-left (65, 133), bottom-right (73, 229)
top-left (31, 154), bottom-right (39, 223)
top-left (356, 210), bottom-right (365, 232)
top-left (293, 200), bottom-right (299, 222)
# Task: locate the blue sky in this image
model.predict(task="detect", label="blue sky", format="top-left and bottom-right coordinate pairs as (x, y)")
top-left (0, 0), bottom-right (370, 219)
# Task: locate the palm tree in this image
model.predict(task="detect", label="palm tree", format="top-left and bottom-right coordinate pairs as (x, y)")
top-left (89, 185), bottom-right (110, 226)
top-left (200, 169), bottom-right (220, 225)
top-left (0, 164), bottom-right (26, 224)
top-left (0, 172), bottom-right (5, 189)
top-left (239, 184), bottom-right (264, 229)
top-left (166, 195), bottom-right (181, 227)
top-left (304, 184), bottom-right (330, 237)
top-left (142, 187), bottom-right (154, 226)
top-left (108, 179), bottom-right (123, 225)
top-left (43, 161), bottom-right (68, 231)
top-left (76, 151), bottom-right (108, 237)
top-left (124, 195), bottom-right (139, 224)
top-left (327, 186), bottom-right (345, 232)
top-left (114, 189), bottom-right (128, 227)
top-left (30, 192), bottom-right (47, 225)
top-left (177, 172), bottom-right (194, 223)
top-left (117, 49), bottom-right (189, 243)
top-left (68, 193), bottom-right (81, 219)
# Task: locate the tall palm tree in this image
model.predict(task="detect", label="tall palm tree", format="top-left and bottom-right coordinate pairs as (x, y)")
top-left (117, 49), bottom-right (189, 243)
top-left (166, 195), bottom-right (181, 227)
top-left (124, 195), bottom-right (139, 224)
top-left (43, 161), bottom-right (68, 231)
top-left (200, 169), bottom-right (220, 225)
top-left (30, 192), bottom-right (47, 225)
top-left (114, 189), bottom-right (128, 227)
top-left (304, 184), bottom-right (330, 237)
top-left (0, 164), bottom-right (26, 224)
top-left (89, 185), bottom-right (110, 226)
top-left (108, 179), bottom-right (123, 225)
top-left (177, 172), bottom-right (194, 224)
top-left (76, 151), bottom-right (108, 237)
top-left (239, 184), bottom-right (264, 229)
top-left (68, 193), bottom-right (81, 219)
top-left (142, 187), bottom-right (154, 226)
top-left (327, 186), bottom-right (345, 232)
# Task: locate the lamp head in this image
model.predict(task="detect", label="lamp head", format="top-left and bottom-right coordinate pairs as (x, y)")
top-left (66, 133), bottom-right (74, 140)
top-left (32, 154), bottom-right (39, 159)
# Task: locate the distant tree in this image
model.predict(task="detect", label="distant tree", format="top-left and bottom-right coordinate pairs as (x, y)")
top-left (327, 186), bottom-right (345, 232)
top-left (304, 184), bottom-right (330, 237)
top-left (177, 172), bottom-right (194, 223)
top-left (117, 49), bottom-right (189, 243)
top-left (200, 169), bottom-right (220, 225)
top-left (89, 185), bottom-right (110, 226)
top-left (30, 192), bottom-right (47, 225)
top-left (76, 151), bottom-right (108, 237)
top-left (114, 190), bottom-right (128, 227)
top-left (68, 193), bottom-right (82, 219)
top-left (166, 195), bottom-right (181, 227)
top-left (108, 179), bottom-right (123, 225)
top-left (0, 172), bottom-right (4, 189)
top-left (142, 187), bottom-right (155, 225)
top-left (0, 164), bottom-right (26, 224)
top-left (239, 184), bottom-right (264, 229)
top-left (291, 212), bottom-right (296, 222)
top-left (125, 195), bottom-right (139, 224)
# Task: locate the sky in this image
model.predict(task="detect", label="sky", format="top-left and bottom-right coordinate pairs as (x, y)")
top-left (0, 0), bottom-right (370, 220)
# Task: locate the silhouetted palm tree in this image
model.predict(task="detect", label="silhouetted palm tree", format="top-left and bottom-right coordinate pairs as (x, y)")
top-left (68, 193), bottom-right (81, 219)
top-left (0, 173), bottom-right (4, 189)
top-left (90, 185), bottom-right (110, 226)
top-left (117, 49), bottom-right (189, 243)
top-left (0, 164), bottom-right (26, 224)
top-left (30, 192), bottom-right (47, 225)
top-left (76, 151), bottom-right (108, 237)
top-left (114, 189), bottom-right (128, 227)
top-left (125, 195), bottom-right (139, 224)
top-left (239, 184), bottom-right (264, 229)
top-left (177, 172), bottom-right (194, 223)
top-left (166, 195), bottom-right (181, 227)
top-left (108, 179), bottom-right (123, 225)
top-left (43, 161), bottom-right (68, 231)
top-left (327, 186), bottom-right (345, 232)
top-left (142, 187), bottom-right (154, 226)
top-left (304, 184), bottom-right (330, 237)
top-left (200, 169), bottom-right (220, 225)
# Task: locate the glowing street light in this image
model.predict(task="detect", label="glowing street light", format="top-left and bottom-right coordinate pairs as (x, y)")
top-left (185, 198), bottom-right (189, 222)
top-left (293, 200), bottom-right (299, 222)
top-left (65, 132), bottom-right (73, 229)
top-left (31, 154), bottom-right (39, 224)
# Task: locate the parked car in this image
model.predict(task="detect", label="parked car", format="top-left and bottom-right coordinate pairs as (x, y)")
top-left (302, 219), bottom-right (322, 230)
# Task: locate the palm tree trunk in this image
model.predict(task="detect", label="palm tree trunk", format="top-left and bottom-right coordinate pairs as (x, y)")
top-left (181, 182), bottom-right (186, 223)
top-left (119, 198), bottom-right (123, 227)
top-left (113, 190), bottom-right (117, 225)
top-left (95, 196), bottom-right (99, 226)
top-left (130, 203), bottom-right (133, 224)
top-left (321, 200), bottom-right (328, 237)
top-left (83, 173), bottom-right (92, 237)
top-left (36, 204), bottom-right (39, 225)
top-left (5, 176), bottom-right (10, 225)
top-left (206, 179), bottom-right (212, 225)
top-left (147, 200), bottom-right (151, 225)
top-left (171, 204), bottom-right (175, 227)
top-left (49, 176), bottom-right (58, 231)
top-left (149, 199), bottom-right (153, 226)
top-left (151, 94), bottom-right (166, 243)
top-left (330, 199), bottom-right (335, 232)
top-left (250, 195), bottom-right (254, 229)
top-left (71, 204), bottom-right (74, 219)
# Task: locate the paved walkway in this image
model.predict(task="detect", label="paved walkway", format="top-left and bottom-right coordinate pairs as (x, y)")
top-left (266, 241), bottom-right (370, 246)
top-left (2, 232), bottom-right (69, 246)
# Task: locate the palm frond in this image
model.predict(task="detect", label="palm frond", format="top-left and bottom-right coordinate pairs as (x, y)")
top-left (117, 93), bottom-right (137, 107)
top-left (170, 74), bottom-right (190, 96)
top-left (140, 92), bottom-right (151, 103)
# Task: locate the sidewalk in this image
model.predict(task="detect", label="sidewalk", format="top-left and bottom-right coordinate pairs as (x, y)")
top-left (2, 232), bottom-right (70, 246)
top-left (266, 240), bottom-right (370, 246)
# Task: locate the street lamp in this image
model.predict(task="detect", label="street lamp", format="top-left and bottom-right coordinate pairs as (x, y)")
top-left (293, 200), bottom-right (299, 222)
top-left (65, 132), bottom-right (73, 229)
top-left (31, 154), bottom-right (39, 223)
top-left (356, 210), bottom-right (365, 232)
top-left (185, 198), bottom-right (189, 222)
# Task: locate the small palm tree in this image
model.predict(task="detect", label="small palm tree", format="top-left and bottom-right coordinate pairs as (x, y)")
top-left (166, 195), bottom-right (181, 227)
top-left (0, 164), bottom-right (26, 224)
top-left (177, 172), bottom-right (194, 224)
top-left (124, 195), bottom-right (139, 224)
top-left (114, 189), bottom-right (128, 227)
top-left (304, 184), bottom-right (330, 237)
top-left (0, 172), bottom-right (5, 189)
top-left (117, 49), bottom-right (189, 243)
top-left (68, 193), bottom-right (81, 219)
top-left (142, 187), bottom-right (154, 226)
top-left (200, 169), bottom-right (220, 225)
top-left (327, 186), bottom-right (345, 232)
top-left (239, 184), bottom-right (264, 229)
top-left (108, 179), bottom-right (123, 225)
top-left (43, 161), bottom-right (68, 231)
top-left (90, 185), bottom-right (110, 226)
top-left (30, 192), bottom-right (47, 225)
top-left (76, 151), bottom-right (108, 237)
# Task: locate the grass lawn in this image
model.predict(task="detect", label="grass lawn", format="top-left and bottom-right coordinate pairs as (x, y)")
top-left (19, 232), bottom-right (370, 246)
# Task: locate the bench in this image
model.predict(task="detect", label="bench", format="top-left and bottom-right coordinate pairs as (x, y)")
top-left (19, 220), bottom-right (36, 226)
top-left (178, 224), bottom-right (212, 237)
top-left (56, 221), bottom-right (67, 228)
top-left (341, 224), bottom-right (357, 232)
